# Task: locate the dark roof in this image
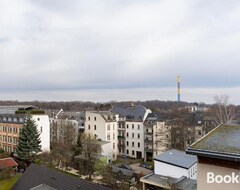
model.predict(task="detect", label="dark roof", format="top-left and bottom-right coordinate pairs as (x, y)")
top-left (12, 164), bottom-right (110, 190)
top-left (140, 173), bottom-right (197, 190)
top-left (153, 149), bottom-right (197, 169)
top-left (0, 105), bottom-right (38, 114)
top-left (0, 157), bottom-right (18, 169)
top-left (111, 105), bottom-right (148, 121)
top-left (31, 184), bottom-right (56, 190)
top-left (186, 124), bottom-right (240, 161)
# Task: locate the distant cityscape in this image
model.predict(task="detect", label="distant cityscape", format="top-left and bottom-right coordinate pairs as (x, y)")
top-left (0, 97), bottom-right (239, 189)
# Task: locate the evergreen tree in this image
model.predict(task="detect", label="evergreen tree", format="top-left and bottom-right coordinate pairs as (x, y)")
top-left (15, 115), bottom-right (41, 161)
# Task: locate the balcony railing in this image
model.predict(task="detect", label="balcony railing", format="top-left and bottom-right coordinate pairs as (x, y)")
top-left (145, 138), bottom-right (153, 142)
top-left (118, 143), bottom-right (125, 148)
top-left (118, 135), bottom-right (125, 140)
top-left (145, 131), bottom-right (153, 135)
top-left (145, 147), bottom-right (153, 152)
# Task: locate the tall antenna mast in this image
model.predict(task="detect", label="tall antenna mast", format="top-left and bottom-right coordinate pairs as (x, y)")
top-left (177, 76), bottom-right (181, 102)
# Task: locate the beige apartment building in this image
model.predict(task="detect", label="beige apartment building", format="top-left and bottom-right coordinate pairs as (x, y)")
top-left (187, 124), bottom-right (240, 190)
top-left (0, 105), bottom-right (51, 153)
top-left (0, 116), bottom-right (24, 152)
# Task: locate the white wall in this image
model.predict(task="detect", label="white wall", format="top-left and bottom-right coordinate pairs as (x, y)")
top-left (154, 160), bottom-right (197, 180)
top-left (85, 111), bottom-right (119, 160)
top-left (101, 142), bottom-right (112, 163)
top-left (125, 121), bottom-right (144, 159)
top-left (32, 115), bottom-right (50, 152)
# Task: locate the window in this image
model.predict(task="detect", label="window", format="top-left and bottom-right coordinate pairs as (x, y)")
top-left (13, 127), bottom-right (18, 134)
top-left (138, 124), bottom-right (140, 130)
top-left (138, 143), bottom-right (140, 148)
top-left (8, 136), bottom-right (12, 143)
top-left (8, 127), bottom-right (12, 133)
top-left (113, 133), bottom-right (115, 140)
top-left (132, 133), bottom-right (134, 138)
top-left (127, 132), bottom-right (129, 138)
top-left (37, 118), bottom-right (40, 121)
top-left (138, 134), bottom-right (140, 139)
top-left (107, 134), bottom-right (110, 140)
top-left (107, 124), bottom-right (110, 130)
top-left (94, 134), bottom-right (97, 139)
top-left (198, 130), bottom-right (202, 136)
top-left (132, 150), bottom-right (135, 156)
top-left (7, 146), bottom-right (12, 152)
top-left (3, 135), bottom-right (6, 142)
top-left (40, 127), bottom-right (43, 133)
top-left (88, 125), bottom-right (91, 130)
top-left (94, 125), bottom-right (96, 130)
top-left (88, 117), bottom-right (90, 121)
top-left (127, 141), bottom-right (129, 146)
top-left (132, 142), bottom-right (134, 147)
top-left (127, 124), bottom-right (129, 128)
top-left (94, 117), bottom-right (96, 121)
top-left (113, 124), bottom-right (115, 130)
top-left (113, 143), bottom-right (115, 149)
top-left (132, 124), bottom-right (134, 129)
top-left (13, 137), bottom-right (17, 144)
top-left (127, 149), bottom-right (129, 154)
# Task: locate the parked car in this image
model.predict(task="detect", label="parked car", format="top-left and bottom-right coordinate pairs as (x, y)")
top-left (139, 162), bottom-right (153, 170)
top-left (112, 164), bottom-right (135, 177)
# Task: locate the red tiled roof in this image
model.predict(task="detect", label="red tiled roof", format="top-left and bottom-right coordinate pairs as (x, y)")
top-left (0, 157), bottom-right (18, 169)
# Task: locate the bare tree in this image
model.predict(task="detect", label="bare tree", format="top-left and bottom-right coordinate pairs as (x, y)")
top-left (75, 133), bottom-right (101, 181)
top-left (51, 120), bottom-right (77, 145)
top-left (211, 95), bottom-right (236, 125)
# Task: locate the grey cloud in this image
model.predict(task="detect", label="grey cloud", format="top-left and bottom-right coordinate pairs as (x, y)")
top-left (0, 0), bottom-right (240, 102)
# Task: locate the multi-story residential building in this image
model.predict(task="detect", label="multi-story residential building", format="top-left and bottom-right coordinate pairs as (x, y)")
top-left (0, 106), bottom-right (50, 153)
top-left (144, 113), bottom-right (171, 161)
top-left (50, 118), bottom-right (79, 145)
top-left (85, 111), bottom-right (119, 160)
top-left (112, 104), bottom-right (151, 159)
top-left (186, 124), bottom-right (240, 190)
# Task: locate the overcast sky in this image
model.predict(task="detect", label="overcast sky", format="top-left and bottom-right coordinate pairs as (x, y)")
top-left (1, 0), bottom-right (240, 104)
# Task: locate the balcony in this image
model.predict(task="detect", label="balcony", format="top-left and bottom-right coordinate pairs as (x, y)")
top-left (145, 138), bottom-right (153, 142)
top-left (118, 127), bottom-right (126, 131)
top-left (145, 131), bottom-right (153, 135)
top-left (145, 147), bottom-right (153, 152)
top-left (118, 135), bottom-right (125, 140)
top-left (118, 143), bottom-right (125, 148)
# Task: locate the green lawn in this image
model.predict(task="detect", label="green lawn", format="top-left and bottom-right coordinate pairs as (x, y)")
top-left (0, 175), bottom-right (20, 190)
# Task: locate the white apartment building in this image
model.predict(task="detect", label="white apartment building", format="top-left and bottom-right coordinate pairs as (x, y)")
top-left (125, 121), bottom-right (145, 159)
top-left (32, 115), bottom-right (50, 152)
top-left (112, 105), bottom-right (151, 159)
top-left (141, 149), bottom-right (197, 190)
top-left (85, 111), bottom-right (119, 161)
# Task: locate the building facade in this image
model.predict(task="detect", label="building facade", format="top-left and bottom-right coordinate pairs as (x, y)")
top-left (112, 105), bottom-right (151, 159)
top-left (85, 111), bottom-right (119, 160)
top-left (0, 106), bottom-right (50, 153)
